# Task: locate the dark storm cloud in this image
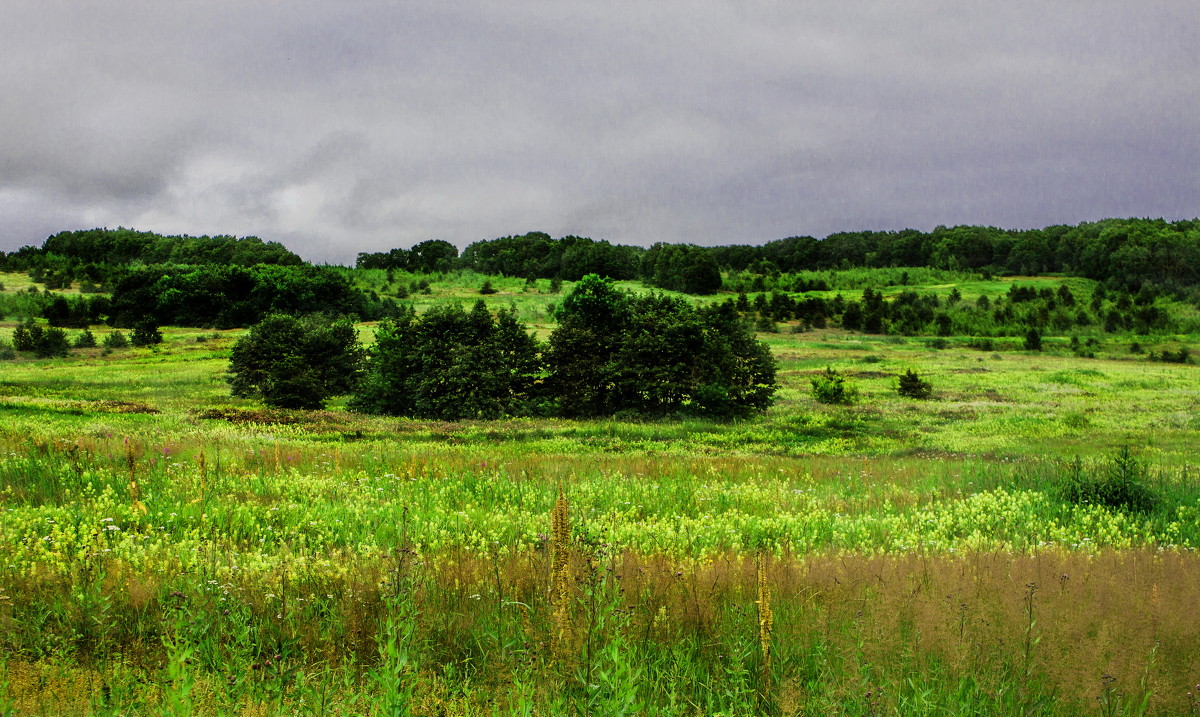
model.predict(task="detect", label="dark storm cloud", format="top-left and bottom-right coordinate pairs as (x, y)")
top-left (2, 1), bottom-right (1196, 262)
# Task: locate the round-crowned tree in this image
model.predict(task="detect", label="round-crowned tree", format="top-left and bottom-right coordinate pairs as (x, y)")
top-left (544, 276), bottom-right (777, 418)
top-left (228, 314), bottom-right (365, 409)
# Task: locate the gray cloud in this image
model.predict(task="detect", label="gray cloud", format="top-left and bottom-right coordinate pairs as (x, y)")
top-left (2, 1), bottom-right (1196, 263)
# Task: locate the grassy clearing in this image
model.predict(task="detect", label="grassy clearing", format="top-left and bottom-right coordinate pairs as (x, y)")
top-left (2, 272), bottom-right (1200, 714)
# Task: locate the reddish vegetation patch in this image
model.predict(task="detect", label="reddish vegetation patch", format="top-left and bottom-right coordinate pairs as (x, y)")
top-left (91, 400), bottom-right (160, 414)
top-left (194, 407), bottom-right (307, 424)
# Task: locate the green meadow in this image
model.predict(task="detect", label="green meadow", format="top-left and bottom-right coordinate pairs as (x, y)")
top-left (1, 270), bottom-right (1199, 715)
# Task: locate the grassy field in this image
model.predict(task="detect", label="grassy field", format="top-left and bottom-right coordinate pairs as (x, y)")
top-left (1, 271), bottom-right (1199, 715)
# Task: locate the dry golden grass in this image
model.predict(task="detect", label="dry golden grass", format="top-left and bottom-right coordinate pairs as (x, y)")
top-left (3, 547), bottom-right (1198, 713)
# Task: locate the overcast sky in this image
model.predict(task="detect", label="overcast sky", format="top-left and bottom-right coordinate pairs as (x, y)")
top-left (2, 1), bottom-right (1196, 263)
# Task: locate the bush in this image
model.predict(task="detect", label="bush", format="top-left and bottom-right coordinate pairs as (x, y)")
top-left (897, 369), bottom-right (933, 399)
top-left (11, 319), bottom-right (70, 357)
top-left (131, 321), bottom-right (163, 347)
top-left (1056, 447), bottom-right (1157, 513)
top-left (810, 367), bottom-right (857, 405)
top-left (1023, 328), bottom-right (1042, 351)
top-left (1152, 347), bottom-right (1191, 364)
top-left (34, 327), bottom-right (71, 358)
top-left (479, 280), bottom-right (497, 295)
top-left (103, 331), bottom-right (130, 349)
top-left (542, 277), bottom-right (776, 418)
top-left (352, 302), bottom-right (540, 419)
top-left (73, 330), bottom-right (97, 348)
top-left (754, 315), bottom-right (778, 333)
top-left (12, 319), bottom-right (41, 351)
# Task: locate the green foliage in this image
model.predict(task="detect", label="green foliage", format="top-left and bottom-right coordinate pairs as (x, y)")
top-left (897, 369), bottom-right (933, 399)
top-left (107, 264), bottom-right (370, 328)
top-left (352, 302), bottom-right (541, 420)
top-left (642, 242), bottom-right (722, 294)
top-left (1150, 347), bottom-right (1191, 363)
top-left (545, 277), bottom-right (776, 418)
top-left (1056, 447), bottom-right (1157, 513)
top-left (102, 330), bottom-right (129, 349)
top-left (72, 329), bottom-right (97, 349)
top-left (810, 367), bottom-right (857, 404)
top-left (11, 319), bottom-right (70, 358)
top-left (229, 314), bottom-right (366, 410)
top-left (1023, 328), bottom-right (1042, 351)
top-left (754, 314), bottom-right (778, 333)
top-left (130, 320), bottom-right (163, 347)
top-left (456, 232), bottom-right (642, 280)
top-left (11, 319), bottom-right (40, 351)
top-left (479, 279), bottom-right (497, 295)
top-left (356, 239), bottom-right (459, 273)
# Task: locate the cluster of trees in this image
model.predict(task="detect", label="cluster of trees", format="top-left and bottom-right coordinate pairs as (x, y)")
top-left (360, 232), bottom-right (656, 286)
top-left (0, 228), bottom-right (302, 290)
top-left (41, 294), bottom-right (111, 328)
top-left (105, 265), bottom-right (399, 329)
top-left (710, 218), bottom-right (1200, 295)
top-left (1, 229), bottom-right (399, 330)
top-left (457, 233), bottom-right (642, 281)
top-left (353, 239), bottom-right (460, 273)
top-left (7, 320), bottom-right (150, 359)
top-left (350, 303), bottom-right (539, 419)
top-left (641, 243), bottom-right (722, 294)
top-left (230, 276), bottom-right (777, 419)
top-left (725, 280), bottom-right (1180, 339)
top-left (360, 233), bottom-right (722, 294)
top-left (12, 320), bottom-right (72, 358)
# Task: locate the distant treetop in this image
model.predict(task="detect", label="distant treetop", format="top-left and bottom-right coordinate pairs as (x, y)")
top-left (22, 227), bottom-right (304, 267)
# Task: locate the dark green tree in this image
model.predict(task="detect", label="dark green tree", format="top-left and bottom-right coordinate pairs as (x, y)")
top-left (131, 320), bottom-right (163, 347)
top-left (352, 302), bottom-right (542, 419)
top-left (13, 319), bottom-right (71, 358)
top-left (229, 314), bottom-right (365, 410)
top-left (897, 369), bottom-right (933, 399)
top-left (1024, 327), bottom-right (1043, 351)
top-left (544, 277), bottom-right (776, 418)
top-left (73, 329), bottom-right (97, 349)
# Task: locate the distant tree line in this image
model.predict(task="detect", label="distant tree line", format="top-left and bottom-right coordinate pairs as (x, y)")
top-left (708, 218), bottom-right (1200, 295)
top-left (230, 275), bottom-right (777, 419)
top-left (352, 218), bottom-right (1200, 296)
top-left (103, 264), bottom-right (397, 329)
top-left (0, 228), bottom-right (302, 290)
top-left (6, 219), bottom-right (1199, 299)
top-left (0, 229), bottom-right (398, 329)
top-left (359, 233), bottom-right (723, 294)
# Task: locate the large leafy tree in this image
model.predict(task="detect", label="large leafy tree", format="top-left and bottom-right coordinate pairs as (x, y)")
top-left (228, 314), bottom-right (365, 410)
top-left (544, 275), bottom-right (776, 418)
top-left (351, 301), bottom-right (542, 420)
top-left (543, 274), bottom-right (630, 416)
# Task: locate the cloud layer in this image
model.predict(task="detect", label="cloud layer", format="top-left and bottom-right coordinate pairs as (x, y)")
top-left (2, 1), bottom-right (1197, 263)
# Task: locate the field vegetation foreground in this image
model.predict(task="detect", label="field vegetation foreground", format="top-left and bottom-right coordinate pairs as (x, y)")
top-left (1, 267), bottom-right (1200, 715)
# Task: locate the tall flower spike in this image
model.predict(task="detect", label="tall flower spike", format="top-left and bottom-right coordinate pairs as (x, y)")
top-left (550, 480), bottom-right (573, 662)
top-left (757, 551), bottom-right (773, 679)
